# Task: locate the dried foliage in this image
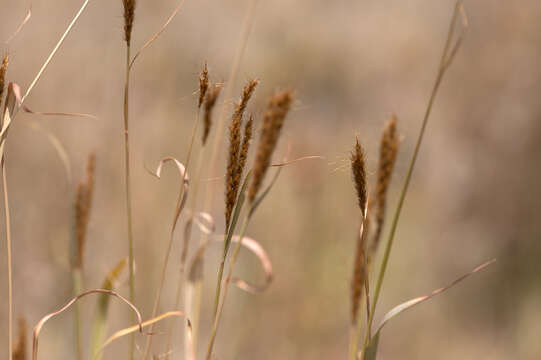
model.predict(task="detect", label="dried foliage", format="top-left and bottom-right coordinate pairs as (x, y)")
top-left (198, 63), bottom-right (209, 109)
top-left (122, 0), bottom-right (136, 45)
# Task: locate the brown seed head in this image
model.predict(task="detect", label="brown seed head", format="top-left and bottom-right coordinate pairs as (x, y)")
top-left (351, 137), bottom-right (367, 217)
top-left (225, 103), bottom-right (243, 229)
top-left (198, 63), bottom-right (209, 109)
top-left (371, 115), bottom-right (399, 255)
top-left (0, 53), bottom-right (9, 106)
top-left (233, 79), bottom-right (259, 122)
top-left (74, 153), bottom-right (96, 269)
top-left (202, 84), bottom-right (222, 145)
top-left (248, 90), bottom-right (293, 203)
top-left (238, 115), bottom-right (253, 178)
top-left (13, 317), bottom-right (26, 360)
top-left (122, 0), bottom-right (136, 45)
top-left (351, 220), bottom-right (368, 324)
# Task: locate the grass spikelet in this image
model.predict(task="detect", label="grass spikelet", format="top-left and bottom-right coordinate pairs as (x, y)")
top-left (74, 153), bottom-right (96, 269)
top-left (238, 115), bottom-right (253, 179)
top-left (12, 317), bottom-right (26, 360)
top-left (351, 223), bottom-right (368, 325)
top-left (202, 84), bottom-right (222, 146)
top-left (225, 106), bottom-right (242, 230)
top-left (0, 53), bottom-right (8, 106)
top-left (248, 90), bottom-right (293, 203)
top-left (371, 115), bottom-right (399, 255)
top-left (351, 137), bottom-right (367, 217)
top-left (198, 63), bottom-right (209, 109)
top-left (225, 80), bottom-right (258, 228)
top-left (122, 0), bottom-right (136, 45)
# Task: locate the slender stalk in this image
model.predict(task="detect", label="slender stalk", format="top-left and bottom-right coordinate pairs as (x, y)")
top-left (142, 109), bottom-right (200, 360)
top-left (361, 3), bottom-right (465, 354)
top-left (123, 43), bottom-right (136, 360)
top-left (3, 159), bottom-right (13, 360)
top-left (206, 212), bottom-right (251, 360)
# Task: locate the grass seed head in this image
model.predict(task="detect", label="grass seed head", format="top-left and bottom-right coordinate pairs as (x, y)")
top-left (198, 63), bottom-right (209, 108)
top-left (0, 53), bottom-right (9, 105)
top-left (13, 317), bottom-right (26, 360)
top-left (371, 114), bottom-right (399, 255)
top-left (122, 0), bottom-right (136, 45)
top-left (351, 137), bottom-right (367, 217)
top-left (248, 89), bottom-right (293, 203)
top-left (202, 84), bottom-right (222, 146)
top-left (74, 153), bottom-right (96, 269)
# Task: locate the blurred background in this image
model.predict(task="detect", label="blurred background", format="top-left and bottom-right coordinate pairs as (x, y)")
top-left (0, 0), bottom-right (539, 359)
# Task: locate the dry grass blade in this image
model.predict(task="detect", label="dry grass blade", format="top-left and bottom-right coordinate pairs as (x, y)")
top-left (129, 0), bottom-right (186, 69)
top-left (97, 311), bottom-right (184, 353)
top-left (90, 259), bottom-right (128, 360)
top-left (32, 289), bottom-right (143, 360)
top-left (6, 5), bottom-right (32, 44)
top-left (143, 157), bottom-right (189, 359)
top-left (271, 155), bottom-right (325, 167)
top-left (0, 54), bottom-right (9, 107)
top-left (21, 0), bottom-right (91, 106)
top-left (364, 3), bottom-right (469, 349)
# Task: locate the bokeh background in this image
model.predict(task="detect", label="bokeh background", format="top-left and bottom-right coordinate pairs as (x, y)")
top-left (0, 0), bottom-right (540, 359)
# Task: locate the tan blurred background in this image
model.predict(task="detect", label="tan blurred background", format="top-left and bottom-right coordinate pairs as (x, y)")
top-left (0, 0), bottom-right (540, 359)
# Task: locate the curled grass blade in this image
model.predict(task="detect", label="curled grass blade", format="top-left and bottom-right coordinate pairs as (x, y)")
top-left (32, 289), bottom-right (143, 360)
top-left (90, 259), bottom-right (129, 360)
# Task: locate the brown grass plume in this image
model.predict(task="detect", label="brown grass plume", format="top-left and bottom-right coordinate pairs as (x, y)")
top-left (122, 0), bottom-right (136, 45)
top-left (371, 115), bottom-right (399, 255)
top-left (350, 223), bottom-right (368, 324)
top-left (74, 153), bottom-right (96, 269)
top-left (202, 84), bottom-right (222, 146)
top-left (225, 80), bottom-right (259, 228)
top-left (351, 137), bottom-right (367, 217)
top-left (12, 317), bottom-right (26, 360)
top-left (248, 90), bottom-right (293, 203)
top-left (198, 63), bottom-right (209, 109)
top-left (0, 53), bottom-right (9, 106)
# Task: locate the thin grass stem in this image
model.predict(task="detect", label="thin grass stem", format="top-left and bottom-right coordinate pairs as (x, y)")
top-left (3, 159), bottom-right (13, 360)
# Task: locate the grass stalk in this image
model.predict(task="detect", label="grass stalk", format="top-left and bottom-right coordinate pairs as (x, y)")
top-left (71, 268), bottom-right (83, 360)
top-left (3, 160), bottom-right (13, 360)
top-left (122, 43), bottom-right (136, 360)
top-left (361, 3), bottom-right (466, 355)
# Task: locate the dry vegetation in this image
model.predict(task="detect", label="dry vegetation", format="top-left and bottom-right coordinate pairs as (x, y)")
top-left (5, 0), bottom-right (533, 359)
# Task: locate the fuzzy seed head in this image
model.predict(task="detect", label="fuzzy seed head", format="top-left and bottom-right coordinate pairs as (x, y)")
top-left (351, 219), bottom-right (369, 324)
top-left (0, 53), bottom-right (9, 106)
top-left (248, 90), bottom-right (293, 203)
top-left (202, 84), bottom-right (222, 145)
top-left (198, 63), bottom-right (209, 108)
top-left (74, 153), bottom-right (96, 269)
top-left (351, 138), bottom-right (367, 217)
top-left (13, 317), bottom-right (26, 360)
top-left (225, 106), bottom-right (243, 229)
top-left (122, 0), bottom-right (136, 45)
top-left (371, 115), bottom-right (399, 255)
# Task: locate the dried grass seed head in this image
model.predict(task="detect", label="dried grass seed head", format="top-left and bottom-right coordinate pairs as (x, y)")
top-left (225, 104), bottom-right (243, 229)
top-left (74, 153), bottom-right (96, 269)
top-left (371, 115), bottom-right (399, 255)
top-left (248, 90), bottom-right (293, 203)
top-left (198, 63), bottom-right (209, 108)
top-left (0, 53), bottom-right (9, 105)
top-left (202, 84), bottom-right (222, 145)
top-left (122, 0), bottom-right (136, 45)
top-left (350, 227), bottom-right (368, 324)
top-left (13, 317), bottom-right (26, 360)
top-left (351, 137), bottom-right (367, 217)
